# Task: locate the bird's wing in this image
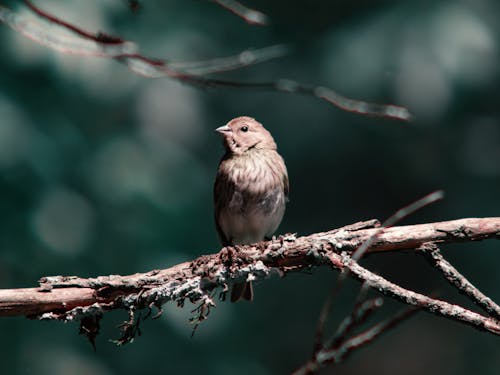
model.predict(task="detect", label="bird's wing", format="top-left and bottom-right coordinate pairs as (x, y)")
top-left (283, 171), bottom-right (289, 201)
top-left (214, 161), bottom-right (234, 246)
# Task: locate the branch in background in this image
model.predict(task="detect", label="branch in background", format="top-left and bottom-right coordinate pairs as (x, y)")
top-left (168, 44), bottom-right (288, 75)
top-left (0, 2), bottom-right (412, 121)
top-left (23, 0), bottom-right (128, 45)
top-left (0, 3), bottom-right (135, 57)
top-left (0, 2), bottom-right (281, 67)
top-left (0, 217), bottom-right (499, 347)
top-left (120, 0), bottom-right (267, 24)
top-left (211, 0), bottom-right (269, 26)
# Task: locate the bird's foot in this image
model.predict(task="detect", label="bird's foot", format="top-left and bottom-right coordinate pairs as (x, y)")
top-left (218, 246), bottom-right (235, 266)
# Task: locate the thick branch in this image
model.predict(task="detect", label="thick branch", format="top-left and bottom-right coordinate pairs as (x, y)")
top-left (0, 217), bottom-right (499, 335)
top-left (0, 287), bottom-right (98, 317)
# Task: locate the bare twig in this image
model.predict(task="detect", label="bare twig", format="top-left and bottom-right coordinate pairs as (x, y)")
top-left (0, 2), bottom-right (412, 121)
top-left (337, 305), bottom-right (419, 360)
top-left (352, 190), bottom-right (445, 262)
top-left (419, 243), bottom-right (500, 320)
top-left (313, 279), bottom-right (342, 352)
top-left (0, 3), bottom-right (136, 56)
top-left (211, 0), bottom-right (268, 25)
top-left (168, 44), bottom-right (289, 75)
top-left (23, 0), bottom-right (126, 45)
top-left (326, 297), bottom-right (384, 350)
top-left (292, 306), bottom-right (419, 375)
top-left (340, 252), bottom-right (500, 335)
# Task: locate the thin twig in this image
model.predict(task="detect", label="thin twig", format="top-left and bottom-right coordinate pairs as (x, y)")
top-left (331, 306), bottom-right (419, 363)
top-left (326, 297), bottom-right (384, 350)
top-left (313, 277), bottom-right (341, 352)
top-left (211, 0), bottom-right (268, 25)
top-left (339, 252), bottom-right (500, 335)
top-left (352, 190), bottom-right (445, 261)
top-left (419, 243), bottom-right (500, 320)
top-left (168, 44), bottom-right (289, 75)
top-left (23, 0), bottom-right (126, 44)
top-left (292, 306), bottom-right (419, 375)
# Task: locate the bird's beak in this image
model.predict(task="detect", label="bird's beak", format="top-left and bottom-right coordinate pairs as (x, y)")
top-left (215, 125), bottom-right (231, 134)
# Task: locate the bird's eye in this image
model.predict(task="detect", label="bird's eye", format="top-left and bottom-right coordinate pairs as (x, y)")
top-left (241, 126), bottom-right (248, 132)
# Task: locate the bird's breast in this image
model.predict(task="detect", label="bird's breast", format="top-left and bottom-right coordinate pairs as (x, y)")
top-left (216, 150), bottom-right (287, 245)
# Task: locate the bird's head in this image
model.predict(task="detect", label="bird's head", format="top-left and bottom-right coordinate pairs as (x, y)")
top-left (216, 116), bottom-right (277, 155)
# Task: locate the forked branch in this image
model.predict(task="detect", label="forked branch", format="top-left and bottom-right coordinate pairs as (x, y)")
top-left (0, 218), bottom-right (499, 343)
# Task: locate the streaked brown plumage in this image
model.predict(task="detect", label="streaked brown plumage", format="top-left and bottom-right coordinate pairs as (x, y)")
top-left (214, 116), bottom-right (288, 301)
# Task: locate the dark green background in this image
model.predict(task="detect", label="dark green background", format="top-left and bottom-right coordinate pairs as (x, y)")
top-left (1, 0), bottom-right (499, 374)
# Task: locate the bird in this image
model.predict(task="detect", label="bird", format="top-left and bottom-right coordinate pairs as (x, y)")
top-left (214, 116), bottom-right (289, 302)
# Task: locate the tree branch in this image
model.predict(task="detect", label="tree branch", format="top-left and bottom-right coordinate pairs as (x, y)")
top-left (296, 238), bottom-right (500, 374)
top-left (0, 217), bottom-right (499, 341)
top-left (0, 1), bottom-right (412, 121)
top-left (339, 252), bottom-right (499, 334)
top-left (419, 243), bottom-right (500, 320)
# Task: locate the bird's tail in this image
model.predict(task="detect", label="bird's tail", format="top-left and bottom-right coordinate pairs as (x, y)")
top-left (231, 281), bottom-right (253, 302)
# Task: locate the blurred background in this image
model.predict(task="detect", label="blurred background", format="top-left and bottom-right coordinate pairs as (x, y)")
top-left (0, 0), bottom-right (499, 374)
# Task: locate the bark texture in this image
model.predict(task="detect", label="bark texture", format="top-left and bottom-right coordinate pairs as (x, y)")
top-left (0, 218), bottom-right (498, 324)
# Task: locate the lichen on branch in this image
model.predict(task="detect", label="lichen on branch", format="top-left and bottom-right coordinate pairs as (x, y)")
top-left (0, 217), bottom-right (499, 345)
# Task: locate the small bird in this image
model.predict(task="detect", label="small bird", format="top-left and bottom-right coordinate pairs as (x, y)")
top-left (214, 116), bottom-right (289, 302)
